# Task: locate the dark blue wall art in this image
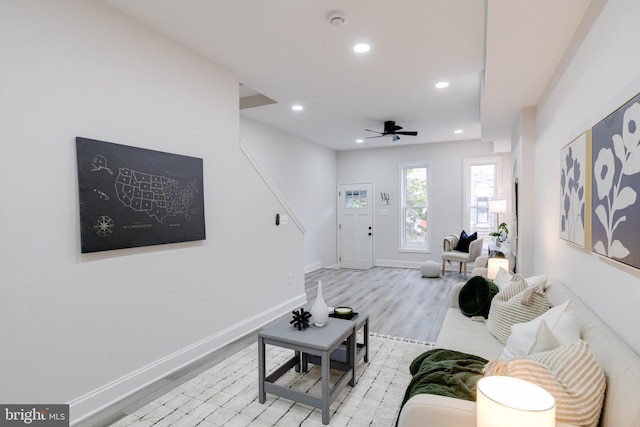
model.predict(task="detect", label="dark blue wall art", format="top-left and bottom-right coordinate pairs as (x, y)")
top-left (591, 92), bottom-right (640, 270)
top-left (76, 137), bottom-right (205, 253)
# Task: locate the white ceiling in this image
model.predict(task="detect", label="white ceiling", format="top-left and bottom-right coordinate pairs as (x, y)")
top-left (104, 0), bottom-right (594, 151)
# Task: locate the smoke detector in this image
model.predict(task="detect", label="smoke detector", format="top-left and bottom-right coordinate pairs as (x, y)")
top-left (327, 10), bottom-right (347, 26)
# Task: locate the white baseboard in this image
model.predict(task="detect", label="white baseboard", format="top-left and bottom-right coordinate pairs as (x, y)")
top-left (304, 261), bottom-right (322, 273)
top-left (69, 293), bottom-right (307, 425)
top-left (313, 261), bottom-right (424, 270)
top-left (304, 262), bottom-right (342, 272)
top-left (375, 259), bottom-right (422, 269)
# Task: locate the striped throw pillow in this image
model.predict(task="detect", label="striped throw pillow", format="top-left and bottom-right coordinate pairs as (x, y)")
top-left (486, 274), bottom-right (551, 343)
top-left (484, 340), bottom-right (605, 427)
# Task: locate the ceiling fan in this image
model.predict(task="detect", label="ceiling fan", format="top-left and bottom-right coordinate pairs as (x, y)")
top-left (365, 120), bottom-right (418, 141)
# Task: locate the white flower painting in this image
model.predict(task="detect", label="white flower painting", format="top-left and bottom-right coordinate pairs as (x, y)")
top-left (560, 132), bottom-right (589, 247)
top-left (591, 93), bottom-right (640, 269)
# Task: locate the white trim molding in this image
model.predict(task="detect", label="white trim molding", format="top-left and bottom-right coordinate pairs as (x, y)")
top-left (68, 293), bottom-right (307, 425)
top-left (375, 259), bottom-right (423, 269)
top-left (239, 139), bottom-right (306, 234)
top-left (304, 261), bottom-right (322, 273)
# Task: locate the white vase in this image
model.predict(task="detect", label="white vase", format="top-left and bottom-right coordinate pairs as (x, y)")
top-left (310, 280), bottom-right (329, 327)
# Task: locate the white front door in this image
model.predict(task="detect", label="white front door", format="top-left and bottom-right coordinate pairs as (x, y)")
top-left (338, 183), bottom-right (373, 270)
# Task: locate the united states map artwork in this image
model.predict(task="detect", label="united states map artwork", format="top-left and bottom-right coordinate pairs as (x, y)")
top-left (76, 137), bottom-right (205, 253)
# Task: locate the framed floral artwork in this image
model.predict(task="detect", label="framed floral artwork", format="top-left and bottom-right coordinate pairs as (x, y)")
top-left (560, 131), bottom-right (591, 248)
top-left (591, 92), bottom-right (640, 270)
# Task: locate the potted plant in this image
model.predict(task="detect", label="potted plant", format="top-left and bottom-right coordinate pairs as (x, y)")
top-left (490, 222), bottom-right (509, 244)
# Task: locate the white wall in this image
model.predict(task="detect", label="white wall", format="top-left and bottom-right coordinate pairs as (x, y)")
top-left (0, 1), bottom-right (305, 422)
top-left (533, 0), bottom-right (640, 354)
top-left (337, 141), bottom-right (507, 267)
top-left (240, 117), bottom-right (338, 271)
top-left (510, 107), bottom-right (536, 276)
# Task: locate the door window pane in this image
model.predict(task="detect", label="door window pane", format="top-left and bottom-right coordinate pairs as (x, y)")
top-left (345, 190), bottom-right (368, 208)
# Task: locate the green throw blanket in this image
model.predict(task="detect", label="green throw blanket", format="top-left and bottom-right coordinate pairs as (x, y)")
top-left (398, 348), bottom-right (488, 419)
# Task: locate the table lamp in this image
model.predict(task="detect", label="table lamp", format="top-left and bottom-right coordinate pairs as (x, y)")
top-left (477, 376), bottom-right (555, 427)
top-left (487, 257), bottom-right (510, 280)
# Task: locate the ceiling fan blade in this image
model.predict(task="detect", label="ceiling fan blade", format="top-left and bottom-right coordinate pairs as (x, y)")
top-left (366, 135), bottom-right (384, 139)
top-left (395, 131), bottom-right (418, 136)
top-left (364, 129), bottom-right (383, 135)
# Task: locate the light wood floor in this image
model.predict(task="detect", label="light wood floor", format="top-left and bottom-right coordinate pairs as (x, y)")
top-left (304, 266), bottom-right (463, 342)
top-left (80, 266), bottom-right (465, 426)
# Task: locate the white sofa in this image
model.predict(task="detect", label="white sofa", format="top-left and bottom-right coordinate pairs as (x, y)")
top-left (397, 278), bottom-right (640, 427)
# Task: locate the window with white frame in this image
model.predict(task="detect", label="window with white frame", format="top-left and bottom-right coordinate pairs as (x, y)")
top-left (400, 163), bottom-right (430, 251)
top-left (463, 157), bottom-right (502, 249)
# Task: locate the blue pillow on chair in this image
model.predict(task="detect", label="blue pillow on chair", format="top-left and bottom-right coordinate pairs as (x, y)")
top-left (455, 230), bottom-right (477, 253)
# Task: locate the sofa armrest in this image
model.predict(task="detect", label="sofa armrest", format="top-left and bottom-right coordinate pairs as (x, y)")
top-left (475, 255), bottom-right (488, 268)
top-left (471, 267), bottom-right (488, 278)
top-left (449, 282), bottom-right (465, 309)
top-left (396, 394), bottom-right (576, 427)
top-left (397, 394), bottom-right (476, 427)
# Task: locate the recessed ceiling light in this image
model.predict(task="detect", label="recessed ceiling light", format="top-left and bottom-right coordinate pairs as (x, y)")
top-left (454, 129), bottom-right (464, 134)
top-left (353, 43), bottom-right (371, 53)
top-left (435, 81), bottom-right (449, 89)
top-left (291, 105), bottom-right (303, 111)
top-left (356, 139), bottom-right (364, 144)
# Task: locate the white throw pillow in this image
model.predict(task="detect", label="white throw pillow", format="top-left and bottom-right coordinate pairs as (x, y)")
top-left (541, 300), bottom-right (581, 344)
top-left (494, 269), bottom-right (548, 290)
top-left (493, 267), bottom-right (512, 291)
top-left (525, 273), bottom-right (549, 288)
top-left (500, 300), bottom-right (581, 359)
top-left (501, 319), bottom-right (560, 359)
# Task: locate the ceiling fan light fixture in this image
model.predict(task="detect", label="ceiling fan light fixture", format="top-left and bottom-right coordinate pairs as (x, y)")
top-left (365, 120), bottom-right (418, 141)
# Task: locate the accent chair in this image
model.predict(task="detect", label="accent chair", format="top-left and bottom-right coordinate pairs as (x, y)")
top-left (441, 235), bottom-right (483, 279)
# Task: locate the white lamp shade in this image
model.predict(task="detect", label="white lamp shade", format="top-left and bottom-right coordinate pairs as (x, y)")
top-left (487, 258), bottom-right (510, 280)
top-left (489, 199), bottom-right (507, 214)
top-left (477, 376), bottom-right (555, 427)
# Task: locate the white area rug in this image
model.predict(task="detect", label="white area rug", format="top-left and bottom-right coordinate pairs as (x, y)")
top-left (112, 333), bottom-right (434, 427)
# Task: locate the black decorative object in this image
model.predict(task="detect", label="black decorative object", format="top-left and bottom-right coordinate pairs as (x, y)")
top-left (330, 311), bottom-right (359, 320)
top-left (290, 308), bottom-right (311, 330)
top-left (76, 137), bottom-right (205, 253)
